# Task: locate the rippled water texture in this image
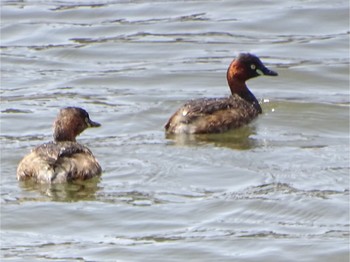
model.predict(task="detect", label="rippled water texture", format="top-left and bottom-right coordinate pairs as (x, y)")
top-left (1, 0), bottom-right (349, 261)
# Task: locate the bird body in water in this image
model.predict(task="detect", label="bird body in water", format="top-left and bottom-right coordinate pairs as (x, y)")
top-left (17, 107), bottom-right (102, 183)
top-left (165, 53), bottom-right (278, 134)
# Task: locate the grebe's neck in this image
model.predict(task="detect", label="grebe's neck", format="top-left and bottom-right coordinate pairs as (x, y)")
top-left (53, 131), bottom-right (77, 143)
top-left (53, 121), bottom-right (77, 142)
top-left (227, 69), bottom-right (262, 113)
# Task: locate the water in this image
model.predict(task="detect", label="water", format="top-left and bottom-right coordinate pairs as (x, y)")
top-left (1, 0), bottom-right (349, 261)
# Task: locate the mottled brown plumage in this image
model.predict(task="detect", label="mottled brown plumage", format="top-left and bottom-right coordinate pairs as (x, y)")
top-left (165, 53), bottom-right (278, 134)
top-left (17, 107), bottom-right (102, 183)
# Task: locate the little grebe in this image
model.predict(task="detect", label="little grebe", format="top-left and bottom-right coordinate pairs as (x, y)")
top-left (165, 53), bottom-right (278, 134)
top-left (17, 107), bottom-right (102, 183)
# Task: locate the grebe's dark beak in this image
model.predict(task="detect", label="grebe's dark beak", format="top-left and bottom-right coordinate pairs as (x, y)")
top-left (258, 66), bottom-right (278, 76)
top-left (87, 119), bottom-right (101, 128)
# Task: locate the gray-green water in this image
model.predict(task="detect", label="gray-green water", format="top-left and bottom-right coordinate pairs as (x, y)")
top-left (1, 0), bottom-right (349, 261)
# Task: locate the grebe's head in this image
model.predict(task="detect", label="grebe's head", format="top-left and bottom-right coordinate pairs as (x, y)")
top-left (53, 107), bottom-right (100, 142)
top-left (227, 53), bottom-right (278, 82)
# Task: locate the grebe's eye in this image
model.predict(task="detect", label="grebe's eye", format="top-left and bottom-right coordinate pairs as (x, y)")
top-left (250, 64), bottom-right (256, 70)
